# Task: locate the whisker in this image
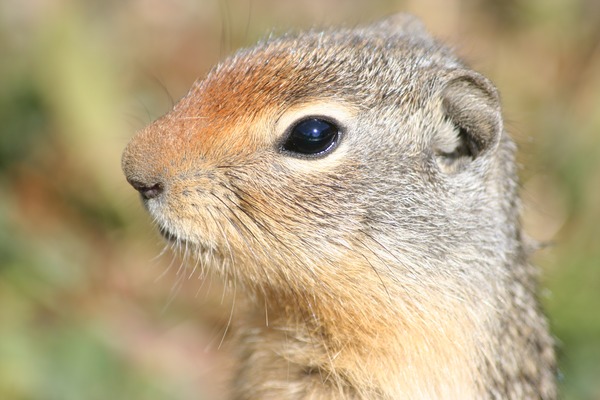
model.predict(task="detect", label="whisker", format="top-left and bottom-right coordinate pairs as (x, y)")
top-left (175, 116), bottom-right (209, 120)
top-left (154, 249), bottom-right (178, 283)
top-left (194, 262), bottom-right (212, 298)
top-left (175, 239), bottom-right (190, 276)
top-left (229, 183), bottom-right (348, 299)
top-left (212, 195), bottom-right (274, 284)
top-left (162, 267), bottom-right (186, 314)
top-left (264, 296), bottom-right (269, 327)
top-left (150, 240), bottom-right (171, 263)
top-left (352, 235), bottom-right (393, 301)
top-left (223, 181), bottom-right (343, 362)
top-left (218, 282), bottom-right (236, 350)
top-left (187, 250), bottom-right (203, 279)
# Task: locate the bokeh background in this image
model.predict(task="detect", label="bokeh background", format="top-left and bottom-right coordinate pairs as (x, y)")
top-left (1, 0), bottom-right (599, 399)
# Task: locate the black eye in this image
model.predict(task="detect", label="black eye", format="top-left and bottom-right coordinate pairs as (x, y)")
top-left (282, 118), bottom-right (340, 156)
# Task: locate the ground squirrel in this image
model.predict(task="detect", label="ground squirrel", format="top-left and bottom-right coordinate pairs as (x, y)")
top-left (122, 14), bottom-right (556, 399)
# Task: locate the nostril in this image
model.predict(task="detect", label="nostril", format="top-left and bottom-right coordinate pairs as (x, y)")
top-left (128, 179), bottom-right (164, 200)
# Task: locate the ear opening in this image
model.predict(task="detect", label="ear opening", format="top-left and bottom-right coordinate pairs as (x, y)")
top-left (435, 71), bottom-right (503, 173)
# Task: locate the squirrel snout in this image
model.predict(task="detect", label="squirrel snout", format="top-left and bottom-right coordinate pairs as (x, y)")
top-left (127, 178), bottom-right (164, 200)
top-left (122, 134), bottom-right (168, 200)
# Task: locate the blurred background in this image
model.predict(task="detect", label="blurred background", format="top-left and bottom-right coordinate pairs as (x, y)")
top-left (1, 0), bottom-right (599, 399)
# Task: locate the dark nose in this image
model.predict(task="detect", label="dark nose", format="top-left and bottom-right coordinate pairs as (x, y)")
top-left (127, 179), bottom-right (164, 200)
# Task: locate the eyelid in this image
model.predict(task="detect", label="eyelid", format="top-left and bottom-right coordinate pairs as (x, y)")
top-left (273, 102), bottom-right (357, 137)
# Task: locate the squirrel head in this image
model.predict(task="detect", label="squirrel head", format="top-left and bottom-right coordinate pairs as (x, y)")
top-left (122, 13), bottom-right (514, 315)
top-left (122, 15), bottom-right (557, 398)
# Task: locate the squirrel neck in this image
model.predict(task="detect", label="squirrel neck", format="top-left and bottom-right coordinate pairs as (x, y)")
top-left (232, 244), bottom-right (553, 399)
top-left (239, 266), bottom-right (491, 398)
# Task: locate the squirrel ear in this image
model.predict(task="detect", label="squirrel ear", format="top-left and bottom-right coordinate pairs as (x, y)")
top-left (370, 13), bottom-right (430, 39)
top-left (434, 70), bottom-right (503, 172)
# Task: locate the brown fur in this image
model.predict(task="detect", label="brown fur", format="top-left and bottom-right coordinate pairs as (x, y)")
top-left (122, 14), bottom-right (556, 399)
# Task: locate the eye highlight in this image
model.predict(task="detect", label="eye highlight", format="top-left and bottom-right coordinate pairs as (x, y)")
top-left (281, 117), bottom-right (341, 157)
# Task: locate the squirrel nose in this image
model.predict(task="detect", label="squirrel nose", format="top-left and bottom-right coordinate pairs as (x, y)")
top-left (127, 178), bottom-right (164, 200)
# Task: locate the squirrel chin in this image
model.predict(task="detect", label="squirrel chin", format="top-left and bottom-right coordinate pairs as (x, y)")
top-left (158, 223), bottom-right (227, 270)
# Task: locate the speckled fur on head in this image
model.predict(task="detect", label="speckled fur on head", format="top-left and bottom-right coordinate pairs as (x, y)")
top-left (122, 13), bottom-right (556, 399)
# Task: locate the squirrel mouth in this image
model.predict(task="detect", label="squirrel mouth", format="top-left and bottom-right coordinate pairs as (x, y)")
top-left (157, 225), bottom-right (216, 258)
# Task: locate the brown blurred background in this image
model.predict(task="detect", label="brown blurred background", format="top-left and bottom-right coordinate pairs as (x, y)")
top-left (1, 0), bottom-right (599, 399)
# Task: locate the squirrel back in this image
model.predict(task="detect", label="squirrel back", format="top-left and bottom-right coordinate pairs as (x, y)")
top-left (122, 14), bottom-right (556, 399)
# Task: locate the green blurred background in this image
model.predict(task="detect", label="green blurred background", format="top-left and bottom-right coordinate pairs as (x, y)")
top-left (1, 0), bottom-right (599, 399)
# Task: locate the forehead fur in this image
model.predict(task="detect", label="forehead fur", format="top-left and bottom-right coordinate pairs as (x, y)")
top-left (138, 19), bottom-right (468, 167)
top-left (171, 23), bottom-right (463, 127)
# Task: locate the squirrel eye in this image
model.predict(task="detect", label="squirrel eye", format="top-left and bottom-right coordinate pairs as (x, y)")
top-left (282, 118), bottom-right (340, 156)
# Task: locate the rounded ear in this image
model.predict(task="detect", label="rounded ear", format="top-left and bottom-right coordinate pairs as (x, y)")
top-left (435, 70), bottom-right (503, 170)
